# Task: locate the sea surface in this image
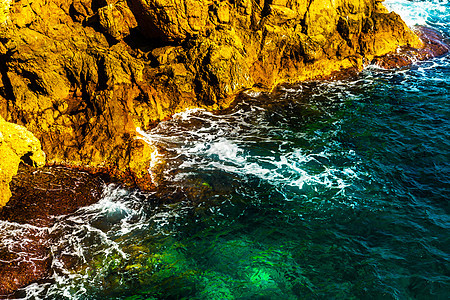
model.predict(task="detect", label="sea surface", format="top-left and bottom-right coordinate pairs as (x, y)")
top-left (3, 0), bottom-right (450, 299)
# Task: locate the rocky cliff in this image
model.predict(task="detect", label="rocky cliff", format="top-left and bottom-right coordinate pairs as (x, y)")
top-left (0, 0), bottom-right (433, 193)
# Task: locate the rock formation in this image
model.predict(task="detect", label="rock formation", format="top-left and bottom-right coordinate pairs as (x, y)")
top-left (0, 116), bottom-right (45, 207)
top-left (1, 0), bottom-right (449, 295)
top-left (0, 0), bottom-right (439, 190)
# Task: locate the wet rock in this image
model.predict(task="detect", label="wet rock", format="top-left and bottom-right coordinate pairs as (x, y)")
top-left (372, 26), bottom-right (450, 69)
top-left (0, 165), bottom-right (104, 226)
top-left (0, 222), bottom-right (51, 296)
top-left (0, 165), bottom-right (105, 295)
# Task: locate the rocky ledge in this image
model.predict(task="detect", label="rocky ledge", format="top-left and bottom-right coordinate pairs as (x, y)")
top-left (0, 0), bottom-right (447, 206)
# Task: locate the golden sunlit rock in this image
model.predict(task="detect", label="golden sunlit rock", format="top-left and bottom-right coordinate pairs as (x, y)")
top-left (0, 116), bottom-right (45, 207)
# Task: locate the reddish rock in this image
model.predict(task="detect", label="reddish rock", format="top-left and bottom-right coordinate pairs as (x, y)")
top-left (373, 26), bottom-right (449, 69)
top-left (0, 224), bottom-right (51, 296)
top-left (0, 165), bottom-right (105, 296)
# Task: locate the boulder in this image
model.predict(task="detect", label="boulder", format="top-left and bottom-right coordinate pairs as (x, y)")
top-left (0, 116), bottom-right (45, 207)
top-left (98, 0), bottom-right (138, 40)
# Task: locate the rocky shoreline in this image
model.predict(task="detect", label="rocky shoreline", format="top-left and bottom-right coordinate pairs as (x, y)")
top-left (0, 165), bottom-right (105, 295)
top-left (0, 0), bottom-right (449, 295)
top-left (1, 0), bottom-right (441, 202)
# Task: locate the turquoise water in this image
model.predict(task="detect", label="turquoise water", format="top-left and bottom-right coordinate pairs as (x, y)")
top-left (6, 0), bottom-right (450, 299)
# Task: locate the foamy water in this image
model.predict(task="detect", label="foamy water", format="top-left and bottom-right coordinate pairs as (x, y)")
top-left (385, 0), bottom-right (450, 27)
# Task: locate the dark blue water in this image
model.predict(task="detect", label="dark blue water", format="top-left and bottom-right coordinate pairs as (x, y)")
top-left (4, 0), bottom-right (449, 299)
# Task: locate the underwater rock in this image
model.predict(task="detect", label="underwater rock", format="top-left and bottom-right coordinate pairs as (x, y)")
top-left (0, 222), bottom-right (51, 296)
top-left (0, 0), bottom-right (443, 191)
top-left (0, 116), bottom-right (45, 207)
top-left (0, 165), bottom-right (104, 295)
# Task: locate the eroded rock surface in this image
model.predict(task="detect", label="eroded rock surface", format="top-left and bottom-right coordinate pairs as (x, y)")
top-left (0, 0), bottom-right (439, 189)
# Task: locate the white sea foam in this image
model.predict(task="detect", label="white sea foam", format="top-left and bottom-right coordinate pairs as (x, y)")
top-left (205, 139), bottom-right (246, 164)
top-left (385, 0), bottom-right (449, 27)
top-left (137, 105), bottom-right (363, 200)
top-left (242, 89), bottom-right (263, 98)
top-left (14, 184), bottom-right (149, 299)
top-left (0, 221), bottom-right (49, 260)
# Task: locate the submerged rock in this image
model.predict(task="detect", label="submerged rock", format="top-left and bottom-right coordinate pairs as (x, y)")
top-left (372, 25), bottom-right (450, 69)
top-left (0, 165), bottom-right (104, 295)
top-left (0, 221), bottom-right (51, 296)
top-left (0, 0), bottom-right (443, 190)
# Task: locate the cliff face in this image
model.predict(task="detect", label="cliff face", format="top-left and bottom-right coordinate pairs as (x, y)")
top-left (0, 0), bottom-right (425, 190)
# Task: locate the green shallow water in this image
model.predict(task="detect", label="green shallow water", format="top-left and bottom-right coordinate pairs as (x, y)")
top-left (3, 1), bottom-right (450, 299)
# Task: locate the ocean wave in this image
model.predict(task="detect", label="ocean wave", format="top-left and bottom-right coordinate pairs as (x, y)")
top-left (385, 0), bottom-right (450, 28)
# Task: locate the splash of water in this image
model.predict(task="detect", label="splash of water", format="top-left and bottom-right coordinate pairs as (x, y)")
top-left (385, 0), bottom-right (450, 28)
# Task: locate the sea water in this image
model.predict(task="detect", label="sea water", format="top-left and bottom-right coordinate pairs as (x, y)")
top-left (5, 0), bottom-right (450, 299)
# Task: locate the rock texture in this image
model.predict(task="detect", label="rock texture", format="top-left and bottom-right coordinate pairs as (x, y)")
top-left (0, 165), bottom-right (104, 295)
top-left (0, 116), bottom-right (45, 207)
top-left (0, 0), bottom-right (437, 189)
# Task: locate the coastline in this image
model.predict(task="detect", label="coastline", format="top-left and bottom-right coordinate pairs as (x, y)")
top-left (0, 0), bottom-right (435, 197)
top-left (0, 0), bottom-right (449, 295)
